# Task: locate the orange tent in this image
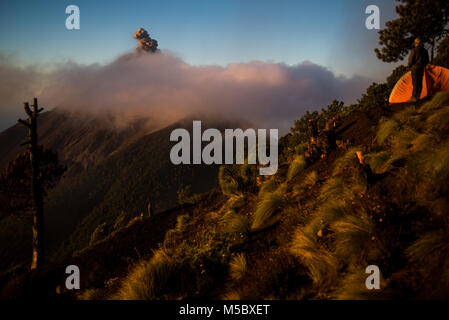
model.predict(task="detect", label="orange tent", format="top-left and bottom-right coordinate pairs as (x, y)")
top-left (389, 65), bottom-right (449, 104)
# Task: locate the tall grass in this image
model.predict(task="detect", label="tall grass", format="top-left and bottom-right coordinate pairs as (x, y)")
top-left (426, 106), bottom-right (449, 135)
top-left (406, 229), bottom-right (449, 287)
top-left (258, 177), bottom-right (277, 197)
top-left (223, 210), bottom-right (250, 235)
top-left (287, 155), bottom-right (306, 181)
top-left (332, 148), bottom-right (359, 176)
top-left (251, 183), bottom-right (287, 230)
top-left (290, 223), bottom-right (338, 287)
top-left (303, 170), bottom-right (318, 187)
top-left (421, 141), bottom-right (449, 184)
top-left (376, 118), bottom-right (400, 145)
top-left (406, 229), bottom-right (449, 263)
top-left (115, 249), bottom-right (178, 300)
top-left (418, 91), bottom-right (449, 113)
top-left (330, 210), bottom-right (377, 263)
top-left (332, 268), bottom-right (388, 300)
top-left (229, 253), bottom-right (247, 280)
top-left (366, 151), bottom-right (390, 173)
top-left (409, 133), bottom-right (434, 153)
top-left (225, 194), bottom-right (246, 211)
top-left (319, 178), bottom-right (354, 202)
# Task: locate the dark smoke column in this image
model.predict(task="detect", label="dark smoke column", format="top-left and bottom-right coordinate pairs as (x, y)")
top-left (133, 27), bottom-right (158, 53)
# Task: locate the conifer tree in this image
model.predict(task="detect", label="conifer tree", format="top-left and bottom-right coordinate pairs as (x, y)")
top-left (375, 0), bottom-right (449, 63)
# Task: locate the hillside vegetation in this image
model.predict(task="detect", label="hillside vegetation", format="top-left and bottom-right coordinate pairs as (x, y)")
top-left (32, 91), bottom-right (447, 300)
top-left (2, 76), bottom-right (449, 300)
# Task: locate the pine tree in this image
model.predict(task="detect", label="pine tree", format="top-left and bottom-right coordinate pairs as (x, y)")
top-left (375, 0), bottom-right (449, 63)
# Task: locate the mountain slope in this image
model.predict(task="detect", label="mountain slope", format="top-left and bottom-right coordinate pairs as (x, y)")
top-left (0, 110), bottom-right (239, 273)
top-left (4, 93), bottom-right (449, 300)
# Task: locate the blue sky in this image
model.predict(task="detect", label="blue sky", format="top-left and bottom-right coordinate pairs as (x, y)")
top-left (0, 0), bottom-right (398, 79)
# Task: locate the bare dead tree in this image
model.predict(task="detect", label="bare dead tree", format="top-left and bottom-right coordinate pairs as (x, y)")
top-left (18, 98), bottom-right (45, 270)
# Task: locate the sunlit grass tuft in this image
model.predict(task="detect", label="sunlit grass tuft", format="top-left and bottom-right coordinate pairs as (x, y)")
top-left (251, 183), bottom-right (287, 230)
top-left (377, 118), bottom-right (400, 145)
top-left (332, 148), bottom-right (358, 176)
top-left (331, 210), bottom-right (376, 263)
top-left (229, 253), bottom-right (247, 281)
top-left (115, 249), bottom-right (177, 300)
top-left (290, 223), bottom-right (338, 287)
top-left (223, 210), bottom-right (250, 235)
top-left (287, 155), bottom-right (307, 181)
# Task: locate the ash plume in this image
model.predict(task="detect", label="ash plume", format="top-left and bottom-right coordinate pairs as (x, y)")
top-left (133, 27), bottom-right (158, 53)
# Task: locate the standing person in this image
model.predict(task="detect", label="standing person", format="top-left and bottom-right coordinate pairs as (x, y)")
top-left (408, 37), bottom-right (429, 102)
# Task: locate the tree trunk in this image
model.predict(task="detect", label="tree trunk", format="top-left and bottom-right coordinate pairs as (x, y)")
top-left (22, 98), bottom-right (45, 270)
